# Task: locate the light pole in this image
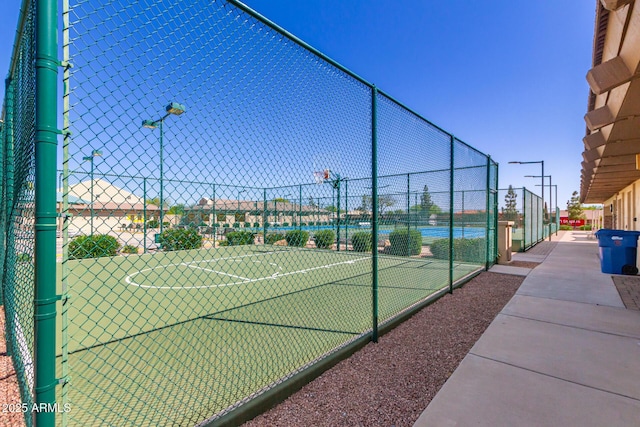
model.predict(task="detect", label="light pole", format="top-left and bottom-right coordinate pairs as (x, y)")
top-left (509, 160), bottom-right (544, 236)
top-left (142, 102), bottom-right (186, 234)
top-left (527, 174), bottom-right (553, 240)
top-left (82, 149), bottom-right (103, 234)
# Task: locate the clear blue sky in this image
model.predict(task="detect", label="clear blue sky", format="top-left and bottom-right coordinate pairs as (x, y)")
top-left (1, 0), bottom-right (594, 210)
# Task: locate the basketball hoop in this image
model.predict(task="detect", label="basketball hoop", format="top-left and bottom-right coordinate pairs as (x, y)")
top-left (313, 169), bottom-right (332, 185)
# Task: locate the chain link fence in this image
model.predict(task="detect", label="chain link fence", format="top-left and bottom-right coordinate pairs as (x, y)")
top-left (1, 1), bottom-right (37, 424)
top-left (498, 186), bottom-right (555, 252)
top-left (2, 1), bottom-right (499, 425)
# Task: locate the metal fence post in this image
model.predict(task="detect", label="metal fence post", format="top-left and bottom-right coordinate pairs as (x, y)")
top-left (522, 187), bottom-right (527, 250)
top-left (34, 0), bottom-right (59, 424)
top-left (406, 173), bottom-right (410, 256)
top-left (212, 183), bottom-right (217, 240)
top-left (344, 179), bottom-right (348, 249)
top-left (494, 162), bottom-right (499, 264)
top-left (485, 156), bottom-right (491, 270)
top-left (371, 86), bottom-right (379, 342)
top-left (143, 178), bottom-right (147, 253)
top-left (263, 188), bottom-right (267, 244)
top-left (449, 136), bottom-right (455, 293)
top-left (298, 184), bottom-right (302, 231)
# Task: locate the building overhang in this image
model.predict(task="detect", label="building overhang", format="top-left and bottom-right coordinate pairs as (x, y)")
top-left (581, 0), bottom-right (640, 203)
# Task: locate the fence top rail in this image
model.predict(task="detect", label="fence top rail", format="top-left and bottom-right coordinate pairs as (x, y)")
top-left (453, 136), bottom-right (489, 160)
top-left (227, 0), bottom-right (371, 88)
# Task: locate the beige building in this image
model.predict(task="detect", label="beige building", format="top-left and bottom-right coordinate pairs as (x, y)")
top-left (190, 198), bottom-right (332, 227)
top-left (58, 179), bottom-right (159, 234)
top-left (581, 0), bottom-right (640, 232)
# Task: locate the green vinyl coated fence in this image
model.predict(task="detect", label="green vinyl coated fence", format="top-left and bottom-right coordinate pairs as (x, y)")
top-left (498, 187), bottom-right (557, 252)
top-left (1, 1), bottom-right (498, 426)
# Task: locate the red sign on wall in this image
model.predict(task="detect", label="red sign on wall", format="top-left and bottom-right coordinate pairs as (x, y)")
top-left (560, 217), bottom-right (585, 226)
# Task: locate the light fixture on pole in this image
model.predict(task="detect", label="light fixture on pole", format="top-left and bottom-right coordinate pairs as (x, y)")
top-left (142, 102), bottom-right (186, 234)
top-left (82, 149), bottom-right (103, 235)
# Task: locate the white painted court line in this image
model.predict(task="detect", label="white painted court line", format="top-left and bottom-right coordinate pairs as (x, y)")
top-left (125, 252), bottom-right (371, 290)
top-left (183, 263), bottom-right (252, 281)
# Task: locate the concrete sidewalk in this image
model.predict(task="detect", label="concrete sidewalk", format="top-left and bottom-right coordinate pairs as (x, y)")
top-left (414, 230), bottom-right (640, 427)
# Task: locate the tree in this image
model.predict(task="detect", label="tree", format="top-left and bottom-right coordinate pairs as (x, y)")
top-left (358, 195), bottom-right (371, 213)
top-left (567, 191), bottom-right (584, 220)
top-left (355, 194), bottom-right (395, 216)
top-left (429, 204), bottom-right (443, 216)
top-left (167, 204), bottom-right (185, 215)
top-left (420, 185), bottom-right (433, 215)
top-left (146, 196), bottom-right (169, 208)
top-left (503, 185), bottom-right (518, 221)
top-left (378, 195), bottom-right (395, 216)
top-left (273, 197), bottom-right (289, 203)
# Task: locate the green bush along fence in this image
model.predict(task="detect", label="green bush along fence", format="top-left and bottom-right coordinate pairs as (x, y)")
top-left (1, 1), bottom-right (498, 426)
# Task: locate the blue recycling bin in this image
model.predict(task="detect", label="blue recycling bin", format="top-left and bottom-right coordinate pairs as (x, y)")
top-left (595, 229), bottom-right (640, 274)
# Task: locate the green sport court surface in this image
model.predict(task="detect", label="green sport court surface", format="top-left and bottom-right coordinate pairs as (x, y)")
top-left (53, 246), bottom-right (482, 426)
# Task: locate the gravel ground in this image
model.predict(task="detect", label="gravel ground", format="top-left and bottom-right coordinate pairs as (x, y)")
top-left (0, 271), bottom-right (523, 427)
top-left (508, 260), bottom-right (540, 269)
top-left (244, 271), bottom-right (523, 427)
top-left (1, 307), bottom-right (24, 427)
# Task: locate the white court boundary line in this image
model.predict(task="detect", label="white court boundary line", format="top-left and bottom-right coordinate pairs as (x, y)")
top-left (125, 251), bottom-right (370, 290)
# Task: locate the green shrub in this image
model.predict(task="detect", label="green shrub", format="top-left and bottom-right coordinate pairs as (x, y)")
top-left (429, 239), bottom-right (449, 259)
top-left (430, 238), bottom-right (485, 263)
top-left (162, 221), bottom-right (170, 228)
top-left (232, 223), bottom-right (240, 228)
top-left (244, 222), bottom-right (252, 228)
top-left (265, 233), bottom-right (286, 244)
top-left (226, 230), bottom-right (255, 246)
top-left (285, 229), bottom-right (309, 247)
top-left (283, 222), bottom-right (290, 227)
top-left (351, 231), bottom-right (372, 252)
top-left (253, 222), bottom-right (260, 228)
top-left (69, 234), bottom-right (121, 259)
top-left (388, 229), bottom-right (422, 256)
top-left (160, 228), bottom-right (203, 251)
top-left (314, 230), bottom-right (335, 249)
top-left (218, 240), bottom-right (229, 247)
top-left (122, 245), bottom-right (139, 254)
top-left (579, 224), bottom-right (592, 230)
top-left (147, 219), bottom-right (159, 228)
top-left (559, 225), bottom-right (573, 231)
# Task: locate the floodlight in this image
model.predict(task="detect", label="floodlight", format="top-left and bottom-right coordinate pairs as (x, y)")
top-left (166, 102), bottom-right (186, 115)
top-left (142, 119), bottom-right (157, 129)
